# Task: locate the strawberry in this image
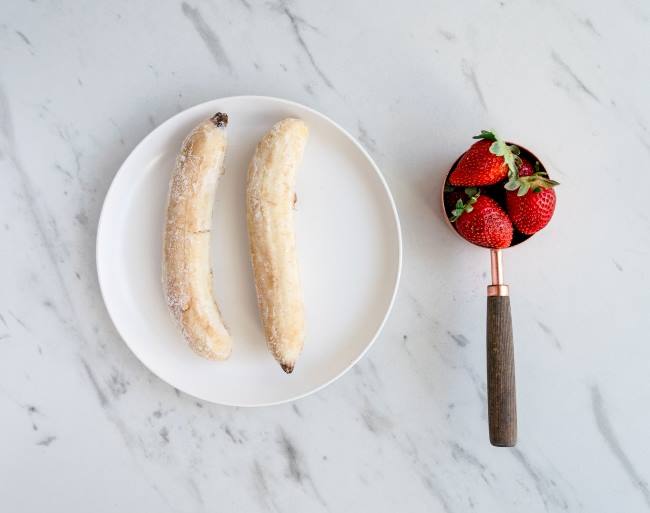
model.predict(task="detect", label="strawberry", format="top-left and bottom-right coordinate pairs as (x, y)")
top-left (449, 130), bottom-right (521, 187)
top-left (505, 160), bottom-right (558, 235)
top-left (451, 190), bottom-right (513, 249)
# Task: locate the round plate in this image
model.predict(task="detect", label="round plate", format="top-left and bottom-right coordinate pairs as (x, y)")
top-left (97, 96), bottom-right (402, 406)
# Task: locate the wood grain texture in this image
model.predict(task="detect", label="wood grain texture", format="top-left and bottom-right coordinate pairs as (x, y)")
top-left (486, 295), bottom-right (517, 447)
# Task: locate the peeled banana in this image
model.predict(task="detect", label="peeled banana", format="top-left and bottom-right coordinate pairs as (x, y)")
top-left (246, 118), bottom-right (308, 373)
top-left (162, 113), bottom-right (233, 360)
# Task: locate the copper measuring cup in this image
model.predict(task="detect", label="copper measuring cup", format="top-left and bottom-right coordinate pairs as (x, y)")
top-left (441, 144), bottom-right (551, 447)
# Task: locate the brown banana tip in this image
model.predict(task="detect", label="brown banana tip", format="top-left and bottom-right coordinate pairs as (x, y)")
top-left (281, 363), bottom-right (294, 374)
top-left (210, 112), bottom-right (228, 127)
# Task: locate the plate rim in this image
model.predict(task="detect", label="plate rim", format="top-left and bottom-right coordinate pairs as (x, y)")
top-left (96, 95), bottom-right (403, 407)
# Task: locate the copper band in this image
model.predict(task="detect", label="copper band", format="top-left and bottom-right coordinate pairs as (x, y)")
top-left (487, 284), bottom-right (509, 297)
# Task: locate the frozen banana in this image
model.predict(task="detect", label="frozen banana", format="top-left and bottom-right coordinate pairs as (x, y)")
top-left (246, 118), bottom-right (308, 373)
top-left (163, 113), bottom-right (233, 360)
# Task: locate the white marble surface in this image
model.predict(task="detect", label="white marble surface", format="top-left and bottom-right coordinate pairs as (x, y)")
top-left (1, 0), bottom-right (649, 511)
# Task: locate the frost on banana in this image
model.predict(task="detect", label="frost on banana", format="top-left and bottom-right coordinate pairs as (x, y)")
top-left (246, 118), bottom-right (308, 373)
top-left (163, 112), bottom-right (233, 360)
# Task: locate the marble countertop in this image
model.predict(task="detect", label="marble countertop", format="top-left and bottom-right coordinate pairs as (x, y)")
top-left (2, 1), bottom-right (649, 511)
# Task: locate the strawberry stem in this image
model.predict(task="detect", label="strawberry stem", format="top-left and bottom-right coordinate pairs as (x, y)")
top-left (450, 189), bottom-right (481, 222)
top-left (506, 161), bottom-right (560, 196)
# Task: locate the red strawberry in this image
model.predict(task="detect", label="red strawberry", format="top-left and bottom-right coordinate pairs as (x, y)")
top-left (449, 130), bottom-right (521, 187)
top-left (514, 159), bottom-right (535, 178)
top-left (451, 191), bottom-right (513, 249)
top-left (505, 160), bottom-right (558, 235)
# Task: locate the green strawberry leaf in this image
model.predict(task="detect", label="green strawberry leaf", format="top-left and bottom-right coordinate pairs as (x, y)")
top-left (464, 187), bottom-right (478, 197)
top-left (489, 140), bottom-right (506, 156)
top-left (531, 161), bottom-right (560, 186)
top-left (508, 171), bottom-right (560, 196)
top-left (444, 184), bottom-right (455, 193)
top-left (499, 155), bottom-right (560, 195)
top-left (486, 131), bottom-right (521, 180)
top-left (472, 130), bottom-right (497, 142)
top-left (503, 152), bottom-right (519, 179)
top-left (520, 174), bottom-right (559, 190)
top-left (517, 182), bottom-right (530, 196)
top-left (504, 179), bottom-right (520, 191)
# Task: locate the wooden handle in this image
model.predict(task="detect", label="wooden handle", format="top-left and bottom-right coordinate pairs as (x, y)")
top-left (486, 295), bottom-right (517, 446)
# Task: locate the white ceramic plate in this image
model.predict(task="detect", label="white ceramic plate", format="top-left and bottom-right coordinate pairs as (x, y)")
top-left (97, 96), bottom-right (401, 406)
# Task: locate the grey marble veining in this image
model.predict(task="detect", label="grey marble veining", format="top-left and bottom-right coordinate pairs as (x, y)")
top-left (1, 0), bottom-right (650, 511)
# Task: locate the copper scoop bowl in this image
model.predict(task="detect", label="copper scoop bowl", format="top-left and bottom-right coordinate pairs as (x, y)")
top-left (441, 144), bottom-right (552, 447)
